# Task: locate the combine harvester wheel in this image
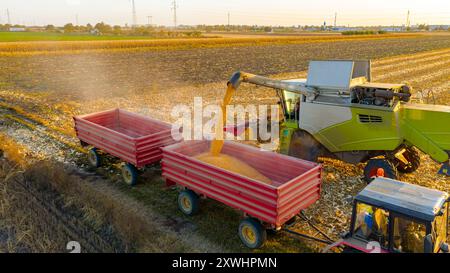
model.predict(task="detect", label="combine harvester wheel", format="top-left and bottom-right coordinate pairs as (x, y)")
top-left (394, 147), bottom-right (421, 174)
top-left (364, 159), bottom-right (398, 182)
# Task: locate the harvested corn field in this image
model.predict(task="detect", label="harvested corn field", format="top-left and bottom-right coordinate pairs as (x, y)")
top-left (0, 32), bottom-right (449, 253)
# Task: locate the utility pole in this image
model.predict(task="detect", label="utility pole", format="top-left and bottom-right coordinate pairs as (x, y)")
top-left (171, 0), bottom-right (177, 28)
top-left (132, 0), bottom-right (137, 27)
top-left (334, 12), bottom-right (337, 28)
top-left (147, 15), bottom-right (153, 26)
top-left (7, 9), bottom-right (11, 25)
top-left (228, 12), bottom-right (230, 27)
top-left (406, 10), bottom-right (410, 30)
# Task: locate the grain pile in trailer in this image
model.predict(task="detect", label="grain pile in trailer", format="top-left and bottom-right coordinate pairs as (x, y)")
top-left (161, 140), bottom-right (322, 248)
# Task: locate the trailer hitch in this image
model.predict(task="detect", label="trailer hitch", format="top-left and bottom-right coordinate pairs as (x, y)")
top-left (281, 212), bottom-right (336, 246)
top-left (282, 228), bottom-right (333, 245)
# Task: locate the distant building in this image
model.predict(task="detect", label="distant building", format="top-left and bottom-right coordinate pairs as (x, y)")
top-left (428, 25), bottom-right (450, 31)
top-left (9, 27), bottom-right (26, 32)
top-left (90, 29), bottom-right (101, 35)
top-left (381, 27), bottom-right (403, 32)
top-left (332, 27), bottom-right (357, 32)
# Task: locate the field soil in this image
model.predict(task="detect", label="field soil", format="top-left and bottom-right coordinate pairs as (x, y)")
top-left (0, 34), bottom-right (449, 252)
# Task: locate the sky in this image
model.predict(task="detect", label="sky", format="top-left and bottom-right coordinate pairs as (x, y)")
top-left (0, 0), bottom-right (449, 27)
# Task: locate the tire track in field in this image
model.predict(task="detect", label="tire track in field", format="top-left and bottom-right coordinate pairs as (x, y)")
top-left (373, 50), bottom-right (450, 74)
top-left (11, 177), bottom-right (117, 253)
top-left (384, 67), bottom-right (450, 95)
top-left (373, 56), bottom-right (450, 82)
top-left (412, 70), bottom-right (450, 91)
top-left (373, 48), bottom-right (450, 67)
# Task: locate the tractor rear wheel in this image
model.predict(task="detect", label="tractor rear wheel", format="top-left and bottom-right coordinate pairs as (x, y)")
top-left (364, 159), bottom-right (398, 182)
top-left (288, 130), bottom-right (321, 162)
top-left (394, 147), bottom-right (421, 174)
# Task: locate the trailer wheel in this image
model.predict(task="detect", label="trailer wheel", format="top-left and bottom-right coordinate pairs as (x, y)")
top-left (394, 147), bottom-right (421, 174)
top-left (238, 218), bottom-right (267, 249)
top-left (88, 148), bottom-right (101, 168)
top-left (121, 163), bottom-right (138, 186)
top-left (364, 159), bottom-right (398, 182)
top-left (178, 190), bottom-right (199, 216)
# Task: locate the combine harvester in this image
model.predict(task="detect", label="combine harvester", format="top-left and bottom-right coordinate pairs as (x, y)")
top-left (226, 60), bottom-right (450, 181)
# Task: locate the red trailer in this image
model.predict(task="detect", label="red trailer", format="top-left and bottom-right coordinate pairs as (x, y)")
top-left (74, 109), bottom-right (178, 185)
top-left (161, 140), bottom-right (322, 248)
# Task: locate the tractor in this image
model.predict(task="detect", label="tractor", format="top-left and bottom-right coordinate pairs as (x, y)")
top-left (226, 60), bottom-right (450, 181)
top-left (323, 177), bottom-right (449, 253)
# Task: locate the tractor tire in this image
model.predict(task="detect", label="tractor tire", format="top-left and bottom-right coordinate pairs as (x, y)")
top-left (394, 147), bottom-right (421, 174)
top-left (178, 190), bottom-right (199, 216)
top-left (288, 130), bottom-right (321, 162)
top-left (238, 218), bottom-right (267, 249)
top-left (364, 159), bottom-right (398, 183)
top-left (88, 148), bottom-right (101, 168)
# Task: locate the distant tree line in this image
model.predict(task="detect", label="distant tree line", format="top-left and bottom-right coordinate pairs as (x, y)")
top-left (0, 24), bottom-right (26, 31)
top-left (52, 22), bottom-right (201, 38)
top-left (1, 22), bottom-right (449, 35)
top-left (342, 30), bottom-right (387, 35)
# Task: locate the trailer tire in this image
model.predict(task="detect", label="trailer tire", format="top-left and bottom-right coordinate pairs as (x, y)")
top-left (121, 163), bottom-right (138, 186)
top-left (395, 147), bottom-right (421, 174)
top-left (178, 190), bottom-right (199, 216)
top-left (364, 159), bottom-right (398, 183)
top-left (238, 218), bottom-right (267, 249)
top-left (88, 148), bottom-right (101, 168)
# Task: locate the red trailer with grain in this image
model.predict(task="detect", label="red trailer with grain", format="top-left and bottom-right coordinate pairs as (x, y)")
top-left (161, 140), bottom-right (322, 248)
top-left (74, 109), bottom-right (178, 185)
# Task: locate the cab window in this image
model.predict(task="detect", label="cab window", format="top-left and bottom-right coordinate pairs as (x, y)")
top-left (353, 202), bottom-right (390, 248)
top-left (283, 91), bottom-right (300, 121)
top-left (393, 216), bottom-right (426, 253)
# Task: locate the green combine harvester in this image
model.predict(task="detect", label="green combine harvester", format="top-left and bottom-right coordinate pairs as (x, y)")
top-left (227, 60), bottom-right (450, 181)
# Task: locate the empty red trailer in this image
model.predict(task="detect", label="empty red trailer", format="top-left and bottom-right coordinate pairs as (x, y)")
top-left (74, 109), bottom-right (178, 185)
top-left (161, 140), bottom-right (322, 248)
